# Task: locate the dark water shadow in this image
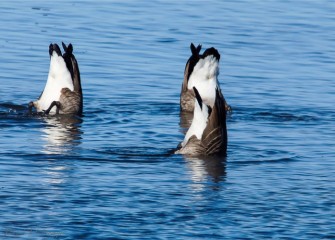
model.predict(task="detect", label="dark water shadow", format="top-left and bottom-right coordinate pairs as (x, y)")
top-left (0, 102), bottom-right (31, 120)
top-left (0, 102), bottom-right (27, 112)
top-left (0, 102), bottom-right (42, 129)
top-left (1, 102), bottom-right (83, 154)
top-left (230, 106), bottom-right (321, 123)
top-left (0, 102), bottom-right (82, 159)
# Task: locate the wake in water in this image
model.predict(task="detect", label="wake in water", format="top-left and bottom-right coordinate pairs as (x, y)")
top-left (229, 106), bottom-right (322, 123)
top-left (0, 103), bottom-right (28, 114)
top-left (0, 102), bottom-right (83, 154)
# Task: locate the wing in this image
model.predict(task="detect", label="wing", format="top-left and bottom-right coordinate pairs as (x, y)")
top-left (181, 60), bottom-right (191, 93)
top-left (59, 88), bottom-right (82, 115)
top-left (180, 43), bottom-right (202, 111)
top-left (201, 88), bottom-right (227, 155)
top-left (180, 88), bottom-right (195, 112)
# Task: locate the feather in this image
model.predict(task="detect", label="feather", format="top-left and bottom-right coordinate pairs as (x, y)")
top-left (177, 88), bottom-right (227, 156)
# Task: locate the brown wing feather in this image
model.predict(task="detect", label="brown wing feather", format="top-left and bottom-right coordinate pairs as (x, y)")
top-left (180, 89), bottom-right (195, 112)
top-left (181, 61), bottom-right (190, 93)
top-left (180, 61), bottom-right (196, 112)
top-left (201, 88), bottom-right (227, 155)
top-left (59, 88), bottom-right (81, 115)
top-left (176, 135), bottom-right (205, 155)
top-left (70, 57), bottom-right (83, 115)
top-left (180, 44), bottom-right (201, 112)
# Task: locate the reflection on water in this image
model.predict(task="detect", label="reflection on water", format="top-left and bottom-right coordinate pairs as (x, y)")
top-left (179, 109), bottom-right (227, 187)
top-left (184, 154), bottom-right (226, 192)
top-left (179, 111), bottom-right (193, 134)
top-left (42, 165), bottom-right (68, 185)
top-left (41, 115), bottom-right (83, 154)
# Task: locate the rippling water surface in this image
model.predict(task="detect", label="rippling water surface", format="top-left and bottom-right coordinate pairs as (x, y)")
top-left (0, 1), bottom-right (334, 239)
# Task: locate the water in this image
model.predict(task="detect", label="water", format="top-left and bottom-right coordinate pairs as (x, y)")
top-left (0, 0), bottom-right (334, 239)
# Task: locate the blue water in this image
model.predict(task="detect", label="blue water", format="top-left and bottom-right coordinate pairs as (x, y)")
top-left (1, 0), bottom-right (334, 239)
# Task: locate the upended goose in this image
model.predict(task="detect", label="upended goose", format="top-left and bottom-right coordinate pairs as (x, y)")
top-left (29, 42), bottom-right (83, 116)
top-left (176, 87), bottom-right (227, 156)
top-left (180, 43), bottom-right (230, 112)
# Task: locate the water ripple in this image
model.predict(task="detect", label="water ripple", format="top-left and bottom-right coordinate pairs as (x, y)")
top-left (0, 0), bottom-right (334, 239)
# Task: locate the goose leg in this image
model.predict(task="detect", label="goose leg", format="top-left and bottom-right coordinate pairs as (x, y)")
top-left (44, 101), bottom-right (61, 115)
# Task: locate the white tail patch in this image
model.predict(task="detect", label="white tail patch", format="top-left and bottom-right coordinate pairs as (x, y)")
top-left (187, 55), bottom-right (219, 108)
top-left (34, 51), bottom-right (74, 113)
top-left (181, 96), bottom-right (209, 147)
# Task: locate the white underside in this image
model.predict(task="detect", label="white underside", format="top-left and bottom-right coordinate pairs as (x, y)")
top-left (181, 99), bottom-right (209, 147)
top-left (34, 52), bottom-right (73, 113)
top-left (187, 55), bottom-right (220, 107)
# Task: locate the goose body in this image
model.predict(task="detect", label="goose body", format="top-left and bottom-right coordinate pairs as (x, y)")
top-left (180, 43), bottom-right (230, 112)
top-left (29, 42), bottom-right (83, 116)
top-left (33, 44), bottom-right (73, 113)
top-left (187, 54), bottom-right (219, 108)
top-left (176, 87), bottom-right (227, 156)
top-left (55, 42), bottom-right (83, 115)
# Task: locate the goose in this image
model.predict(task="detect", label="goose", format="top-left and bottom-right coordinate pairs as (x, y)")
top-left (29, 43), bottom-right (73, 114)
top-left (44, 42), bottom-right (83, 115)
top-left (29, 42), bottom-right (83, 116)
top-left (180, 43), bottom-right (230, 112)
top-left (176, 87), bottom-right (227, 155)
